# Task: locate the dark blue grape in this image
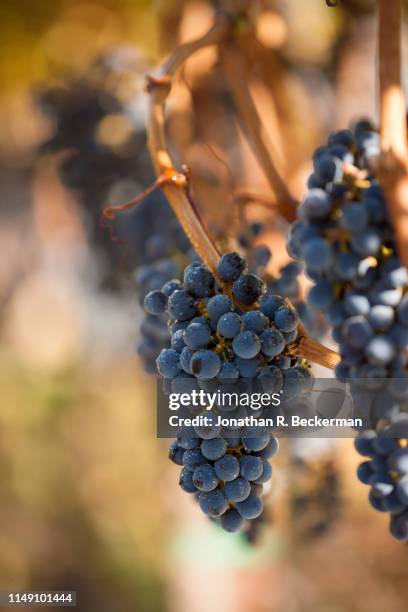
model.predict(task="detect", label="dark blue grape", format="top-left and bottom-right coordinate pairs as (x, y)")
top-left (168, 290), bottom-right (197, 321)
top-left (217, 312), bottom-right (242, 338)
top-left (183, 263), bottom-right (215, 298)
top-left (214, 454), bottom-right (240, 481)
top-left (217, 252), bottom-right (246, 281)
top-left (192, 464), bottom-right (219, 492)
top-left (183, 449), bottom-right (206, 471)
top-left (169, 441), bottom-right (185, 466)
top-left (224, 477), bottom-right (251, 502)
top-left (240, 455), bottom-right (263, 481)
top-left (156, 349), bottom-right (181, 378)
top-left (183, 322), bottom-right (211, 349)
top-left (242, 310), bottom-right (268, 333)
top-left (232, 273), bottom-right (264, 305)
top-left (201, 437), bottom-right (227, 461)
top-left (190, 351), bottom-right (221, 379)
top-left (274, 305), bottom-right (298, 333)
top-left (199, 490), bottom-right (228, 517)
top-left (236, 494), bottom-right (263, 519)
top-left (179, 468), bottom-right (197, 493)
top-left (220, 508), bottom-right (244, 532)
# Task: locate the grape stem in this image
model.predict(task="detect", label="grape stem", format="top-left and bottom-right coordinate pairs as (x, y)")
top-left (145, 11), bottom-right (339, 370)
top-left (219, 36), bottom-right (297, 222)
top-left (145, 19), bottom-right (228, 275)
top-left (378, 0), bottom-right (408, 271)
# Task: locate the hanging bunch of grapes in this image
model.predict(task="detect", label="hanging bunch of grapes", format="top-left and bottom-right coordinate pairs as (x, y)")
top-left (288, 119), bottom-right (408, 540)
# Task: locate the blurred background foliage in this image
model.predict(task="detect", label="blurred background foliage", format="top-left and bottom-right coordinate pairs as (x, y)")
top-left (0, 1), bottom-right (407, 611)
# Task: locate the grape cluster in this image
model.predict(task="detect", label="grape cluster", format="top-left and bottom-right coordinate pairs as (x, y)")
top-left (288, 120), bottom-right (408, 540)
top-left (148, 252), bottom-right (303, 389)
top-left (38, 48), bottom-right (181, 282)
top-left (355, 426), bottom-right (408, 541)
top-left (288, 120), bottom-right (408, 384)
top-left (135, 223), bottom-right (194, 374)
top-left (170, 420), bottom-right (279, 532)
top-left (146, 252), bottom-right (313, 531)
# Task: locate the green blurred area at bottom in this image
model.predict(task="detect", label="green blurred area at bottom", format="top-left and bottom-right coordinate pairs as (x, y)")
top-left (170, 524), bottom-right (286, 569)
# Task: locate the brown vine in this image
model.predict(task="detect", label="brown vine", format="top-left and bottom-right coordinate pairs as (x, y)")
top-left (378, 0), bottom-right (408, 271)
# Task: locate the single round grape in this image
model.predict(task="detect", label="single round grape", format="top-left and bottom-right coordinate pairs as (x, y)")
top-left (236, 494), bottom-right (263, 519)
top-left (194, 412), bottom-right (222, 440)
top-left (177, 426), bottom-right (200, 450)
top-left (342, 316), bottom-right (374, 349)
top-left (240, 455), bottom-right (263, 481)
top-left (389, 512), bottom-right (408, 541)
top-left (303, 237), bottom-right (333, 273)
top-left (183, 449), bottom-right (206, 471)
top-left (218, 252), bottom-right (246, 281)
top-left (368, 305), bottom-right (394, 331)
top-left (190, 350), bottom-right (221, 379)
top-left (350, 228), bottom-right (382, 257)
top-left (365, 336), bottom-right (396, 366)
top-left (171, 329), bottom-right (185, 352)
top-left (169, 441), bottom-right (185, 466)
top-left (156, 349), bottom-right (181, 378)
top-left (201, 437), bottom-right (227, 461)
top-left (198, 490), bottom-right (228, 517)
top-left (183, 264), bottom-right (215, 298)
top-left (241, 431), bottom-right (270, 452)
top-left (334, 252), bottom-right (359, 281)
top-left (144, 290), bottom-right (167, 315)
top-left (274, 305), bottom-right (298, 333)
top-left (251, 244), bottom-right (271, 268)
top-left (220, 508), bottom-right (244, 532)
top-left (179, 468), bottom-right (197, 493)
top-left (299, 189), bottom-right (331, 221)
top-left (344, 293), bottom-right (370, 317)
top-left (357, 461), bottom-right (374, 485)
top-left (354, 431), bottom-right (377, 457)
top-left (242, 310), bottom-right (268, 333)
top-left (168, 289), bottom-right (197, 321)
top-left (224, 477), bottom-right (251, 502)
top-left (183, 322), bottom-right (211, 349)
top-left (232, 273), bottom-right (264, 305)
top-left (214, 454), bottom-right (240, 481)
top-left (192, 464), bottom-right (219, 492)
top-left (260, 329), bottom-right (285, 357)
top-left (254, 458), bottom-right (273, 484)
top-left (257, 436), bottom-right (279, 458)
top-left (217, 312), bottom-right (242, 339)
top-left (232, 331), bottom-right (261, 359)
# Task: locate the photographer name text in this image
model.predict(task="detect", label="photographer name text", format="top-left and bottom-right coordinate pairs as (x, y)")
top-left (167, 414), bottom-right (362, 429)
